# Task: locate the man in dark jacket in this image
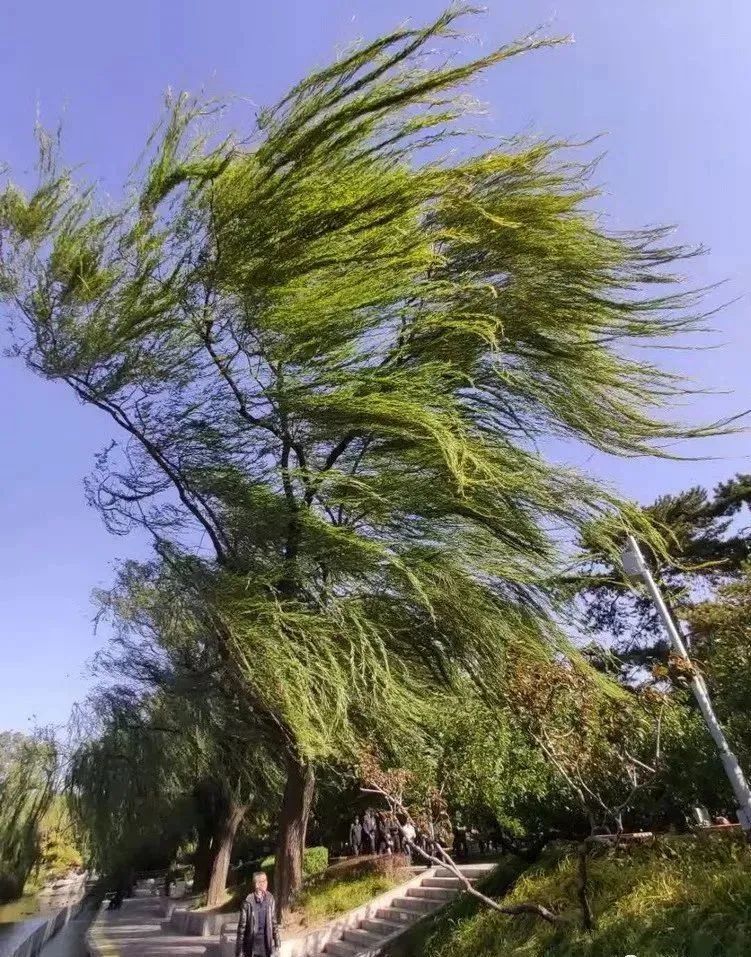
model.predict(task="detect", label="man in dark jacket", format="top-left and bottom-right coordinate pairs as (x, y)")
top-left (236, 872), bottom-right (280, 957)
top-left (362, 810), bottom-right (377, 855)
top-left (349, 816), bottom-right (363, 856)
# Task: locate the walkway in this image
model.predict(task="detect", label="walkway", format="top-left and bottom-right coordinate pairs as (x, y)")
top-left (40, 902), bottom-right (98, 957)
top-left (88, 898), bottom-right (217, 957)
top-left (87, 863), bottom-right (499, 957)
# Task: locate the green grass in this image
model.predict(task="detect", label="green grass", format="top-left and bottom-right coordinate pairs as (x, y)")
top-left (193, 846), bottom-right (330, 912)
top-left (389, 833), bottom-right (751, 957)
top-left (386, 857), bottom-right (526, 957)
top-left (198, 853), bottom-right (411, 930)
top-left (0, 891), bottom-right (42, 925)
top-left (293, 865), bottom-right (407, 926)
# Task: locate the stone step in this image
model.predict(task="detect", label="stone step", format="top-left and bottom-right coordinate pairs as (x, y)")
top-left (342, 927), bottom-right (383, 947)
top-left (360, 916), bottom-right (403, 935)
top-left (422, 876), bottom-right (468, 890)
top-left (324, 940), bottom-right (360, 957)
top-left (376, 906), bottom-right (420, 924)
top-left (392, 896), bottom-right (437, 914)
top-left (434, 864), bottom-right (495, 879)
top-left (141, 948), bottom-right (208, 956)
top-left (408, 886), bottom-right (456, 902)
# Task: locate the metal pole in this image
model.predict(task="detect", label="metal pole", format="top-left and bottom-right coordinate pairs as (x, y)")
top-left (623, 534), bottom-right (751, 832)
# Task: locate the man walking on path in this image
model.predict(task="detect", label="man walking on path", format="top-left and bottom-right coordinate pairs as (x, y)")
top-left (236, 872), bottom-right (280, 957)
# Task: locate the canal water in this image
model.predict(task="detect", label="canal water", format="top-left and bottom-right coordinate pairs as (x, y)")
top-left (0, 893), bottom-right (45, 926)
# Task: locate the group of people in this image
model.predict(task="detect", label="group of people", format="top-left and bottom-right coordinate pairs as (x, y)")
top-left (348, 809), bottom-right (497, 863)
top-left (347, 809), bottom-right (462, 862)
top-left (349, 810), bottom-right (417, 858)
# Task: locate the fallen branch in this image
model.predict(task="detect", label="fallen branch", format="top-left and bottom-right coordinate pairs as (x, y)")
top-left (360, 782), bottom-right (563, 926)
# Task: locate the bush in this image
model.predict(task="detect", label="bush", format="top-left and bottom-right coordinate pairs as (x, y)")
top-left (0, 871), bottom-right (24, 903)
top-left (302, 846), bottom-right (329, 878)
top-left (259, 845), bottom-right (329, 880)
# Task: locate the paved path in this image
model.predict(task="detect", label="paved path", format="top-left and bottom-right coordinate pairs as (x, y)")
top-left (40, 902), bottom-right (98, 957)
top-left (89, 898), bottom-right (218, 957)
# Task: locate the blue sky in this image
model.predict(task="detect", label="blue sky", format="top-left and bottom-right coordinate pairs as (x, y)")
top-left (1, 1), bottom-right (749, 731)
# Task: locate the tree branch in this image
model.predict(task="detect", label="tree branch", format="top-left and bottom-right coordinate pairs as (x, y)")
top-left (360, 781), bottom-right (562, 926)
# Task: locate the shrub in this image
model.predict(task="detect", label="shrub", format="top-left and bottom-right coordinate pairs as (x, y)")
top-left (302, 846), bottom-right (328, 878)
top-left (259, 845), bottom-right (328, 880)
top-left (0, 871), bottom-right (24, 903)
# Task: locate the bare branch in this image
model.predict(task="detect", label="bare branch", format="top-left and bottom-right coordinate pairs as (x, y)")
top-left (360, 780), bottom-right (562, 926)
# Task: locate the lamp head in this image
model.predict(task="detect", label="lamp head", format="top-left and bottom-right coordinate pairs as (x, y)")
top-left (621, 535), bottom-right (647, 581)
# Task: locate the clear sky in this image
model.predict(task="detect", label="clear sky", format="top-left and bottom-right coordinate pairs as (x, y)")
top-left (1, 1), bottom-right (749, 732)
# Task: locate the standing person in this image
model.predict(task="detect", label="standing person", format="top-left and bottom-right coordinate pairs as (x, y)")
top-left (389, 816), bottom-right (402, 855)
top-left (349, 816), bottom-right (363, 856)
top-left (434, 811), bottom-right (453, 857)
top-left (375, 813), bottom-right (386, 854)
top-left (402, 820), bottom-right (417, 863)
top-left (362, 810), bottom-right (377, 855)
top-left (236, 872), bottom-right (280, 957)
top-left (453, 819), bottom-right (469, 859)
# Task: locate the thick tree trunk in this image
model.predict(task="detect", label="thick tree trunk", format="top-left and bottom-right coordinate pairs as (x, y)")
top-left (274, 758), bottom-right (315, 915)
top-left (193, 821), bottom-right (215, 894)
top-left (206, 801), bottom-right (247, 908)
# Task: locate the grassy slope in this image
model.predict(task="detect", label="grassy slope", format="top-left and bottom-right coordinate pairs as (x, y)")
top-left (200, 856), bottom-right (411, 935)
top-left (386, 858), bottom-right (526, 957)
top-left (292, 864), bottom-right (408, 927)
top-left (389, 833), bottom-right (751, 957)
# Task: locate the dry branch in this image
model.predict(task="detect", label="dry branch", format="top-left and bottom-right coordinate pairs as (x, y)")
top-left (360, 781), bottom-right (562, 926)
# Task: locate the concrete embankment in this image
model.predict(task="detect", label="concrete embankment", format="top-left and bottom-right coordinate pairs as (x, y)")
top-left (0, 879), bottom-right (93, 957)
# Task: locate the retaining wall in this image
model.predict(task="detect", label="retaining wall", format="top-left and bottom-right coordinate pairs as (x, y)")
top-left (0, 894), bottom-right (87, 957)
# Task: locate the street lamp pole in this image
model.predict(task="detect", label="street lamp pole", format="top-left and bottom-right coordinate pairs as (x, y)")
top-left (621, 534), bottom-right (751, 832)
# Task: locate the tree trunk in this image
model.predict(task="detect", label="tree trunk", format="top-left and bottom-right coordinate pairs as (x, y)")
top-left (193, 821), bottom-right (215, 894)
top-left (274, 758), bottom-right (315, 915)
top-left (577, 842), bottom-right (595, 932)
top-left (206, 801), bottom-right (247, 908)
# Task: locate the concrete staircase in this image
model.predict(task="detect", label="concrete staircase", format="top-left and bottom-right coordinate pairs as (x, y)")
top-left (319, 863), bottom-right (495, 957)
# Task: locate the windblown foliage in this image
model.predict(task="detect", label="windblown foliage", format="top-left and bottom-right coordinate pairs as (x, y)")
top-left (687, 565), bottom-right (751, 768)
top-left (0, 7), bottom-right (731, 899)
top-left (0, 731), bottom-right (58, 900)
top-left (69, 567), bottom-right (284, 878)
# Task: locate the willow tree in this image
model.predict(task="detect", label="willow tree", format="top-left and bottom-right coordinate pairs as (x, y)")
top-left (71, 567), bottom-right (283, 905)
top-left (0, 8), bottom-right (726, 907)
top-left (0, 731), bottom-right (58, 900)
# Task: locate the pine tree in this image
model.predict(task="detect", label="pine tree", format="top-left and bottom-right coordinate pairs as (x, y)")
top-left (576, 474), bottom-right (751, 668)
